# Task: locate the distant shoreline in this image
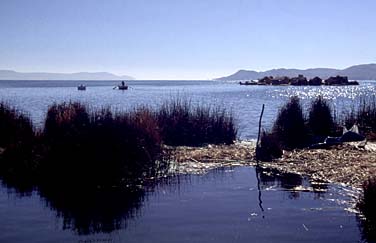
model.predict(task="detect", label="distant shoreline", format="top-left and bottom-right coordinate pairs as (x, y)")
top-left (0, 70), bottom-right (134, 81)
top-left (217, 63), bottom-right (376, 81)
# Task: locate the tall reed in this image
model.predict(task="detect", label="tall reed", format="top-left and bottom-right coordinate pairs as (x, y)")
top-left (0, 102), bottom-right (36, 184)
top-left (272, 96), bottom-right (307, 149)
top-left (157, 99), bottom-right (237, 146)
top-left (341, 96), bottom-right (376, 140)
top-left (40, 102), bottom-right (165, 188)
top-left (308, 96), bottom-right (336, 137)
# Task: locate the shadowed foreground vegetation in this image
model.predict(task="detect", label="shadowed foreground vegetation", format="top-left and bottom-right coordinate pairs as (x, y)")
top-left (358, 178), bottom-right (376, 242)
top-left (41, 103), bottom-right (164, 188)
top-left (0, 100), bottom-right (236, 190)
top-left (257, 95), bottom-right (376, 161)
top-left (0, 103), bottom-right (36, 186)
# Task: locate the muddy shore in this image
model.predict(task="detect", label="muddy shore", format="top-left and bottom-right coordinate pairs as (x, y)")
top-left (168, 141), bottom-right (376, 189)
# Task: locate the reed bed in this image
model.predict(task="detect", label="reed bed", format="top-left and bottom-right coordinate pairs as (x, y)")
top-left (272, 96), bottom-right (308, 149)
top-left (308, 96), bottom-right (336, 137)
top-left (157, 98), bottom-right (237, 146)
top-left (0, 102), bottom-right (36, 185)
top-left (266, 95), bottom-right (375, 152)
top-left (0, 99), bottom-right (237, 189)
top-left (341, 96), bottom-right (376, 140)
top-left (40, 102), bottom-right (165, 188)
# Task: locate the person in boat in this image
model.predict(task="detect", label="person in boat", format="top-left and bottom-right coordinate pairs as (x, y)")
top-left (78, 84), bottom-right (86, 90)
top-left (121, 81), bottom-right (125, 87)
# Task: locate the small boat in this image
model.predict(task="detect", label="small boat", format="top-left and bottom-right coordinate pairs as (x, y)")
top-left (77, 84), bottom-right (86, 90)
top-left (115, 81), bottom-right (128, 90)
top-left (118, 85), bottom-right (128, 90)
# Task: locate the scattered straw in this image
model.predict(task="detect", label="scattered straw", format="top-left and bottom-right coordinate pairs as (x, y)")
top-left (168, 141), bottom-right (376, 188)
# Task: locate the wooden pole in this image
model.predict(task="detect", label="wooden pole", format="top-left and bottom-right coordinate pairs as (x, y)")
top-left (255, 104), bottom-right (265, 216)
top-left (255, 104), bottom-right (265, 162)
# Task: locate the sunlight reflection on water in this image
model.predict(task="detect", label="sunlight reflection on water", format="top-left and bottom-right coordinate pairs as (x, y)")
top-left (0, 80), bottom-right (375, 140)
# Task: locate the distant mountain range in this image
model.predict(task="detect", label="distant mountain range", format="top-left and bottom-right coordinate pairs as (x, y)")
top-left (0, 70), bottom-right (134, 80)
top-left (216, 64), bottom-right (376, 81)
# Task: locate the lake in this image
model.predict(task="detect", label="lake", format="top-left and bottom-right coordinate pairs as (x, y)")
top-left (0, 80), bottom-right (375, 242)
top-left (0, 80), bottom-right (375, 139)
top-left (0, 167), bottom-right (366, 243)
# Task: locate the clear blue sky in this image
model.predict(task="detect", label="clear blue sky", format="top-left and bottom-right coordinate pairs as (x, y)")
top-left (0, 0), bottom-right (375, 80)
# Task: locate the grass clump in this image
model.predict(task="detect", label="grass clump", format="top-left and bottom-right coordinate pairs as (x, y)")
top-left (0, 102), bottom-right (36, 184)
top-left (272, 96), bottom-right (307, 149)
top-left (0, 102), bottom-right (34, 148)
top-left (256, 131), bottom-right (283, 161)
top-left (308, 96), bottom-right (336, 137)
top-left (40, 102), bottom-right (164, 188)
top-left (342, 96), bottom-right (376, 140)
top-left (357, 178), bottom-right (376, 241)
top-left (258, 96), bottom-right (338, 160)
top-left (157, 99), bottom-right (237, 146)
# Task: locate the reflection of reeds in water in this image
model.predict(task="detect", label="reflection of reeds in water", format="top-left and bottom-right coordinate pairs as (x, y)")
top-left (357, 178), bottom-right (376, 242)
top-left (39, 187), bottom-right (145, 235)
top-left (1, 172), bottom-right (189, 235)
top-left (256, 167), bottom-right (328, 199)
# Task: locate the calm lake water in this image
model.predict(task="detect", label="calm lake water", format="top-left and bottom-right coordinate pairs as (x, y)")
top-left (0, 80), bottom-right (375, 242)
top-left (0, 80), bottom-right (375, 139)
top-left (0, 167), bottom-right (366, 243)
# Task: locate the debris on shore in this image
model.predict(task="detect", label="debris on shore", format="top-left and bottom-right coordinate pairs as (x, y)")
top-left (169, 141), bottom-right (376, 188)
top-left (167, 141), bottom-right (256, 174)
top-left (268, 142), bottom-right (376, 188)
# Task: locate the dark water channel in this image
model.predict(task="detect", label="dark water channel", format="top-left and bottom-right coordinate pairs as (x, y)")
top-left (0, 166), bottom-right (368, 243)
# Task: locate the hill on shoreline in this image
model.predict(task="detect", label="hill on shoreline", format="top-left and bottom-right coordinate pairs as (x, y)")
top-left (216, 64), bottom-right (376, 81)
top-left (0, 70), bottom-right (134, 80)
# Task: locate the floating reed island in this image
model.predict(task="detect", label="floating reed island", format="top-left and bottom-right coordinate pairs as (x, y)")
top-left (239, 75), bottom-right (359, 86)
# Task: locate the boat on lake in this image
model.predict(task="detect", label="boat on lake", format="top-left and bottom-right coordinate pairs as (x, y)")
top-left (77, 84), bottom-right (86, 90)
top-left (115, 81), bottom-right (128, 90)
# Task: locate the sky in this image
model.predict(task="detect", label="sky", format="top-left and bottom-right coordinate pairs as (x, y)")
top-left (0, 0), bottom-right (375, 80)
